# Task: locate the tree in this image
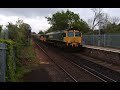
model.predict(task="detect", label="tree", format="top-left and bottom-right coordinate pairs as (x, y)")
top-left (100, 16), bottom-right (120, 34)
top-left (109, 16), bottom-right (120, 25)
top-left (7, 19), bottom-right (31, 45)
top-left (6, 22), bottom-right (18, 41)
top-left (103, 22), bottom-right (120, 34)
top-left (88, 8), bottom-right (109, 30)
top-left (16, 18), bottom-right (23, 27)
top-left (38, 30), bottom-right (44, 34)
top-left (87, 8), bottom-right (120, 34)
top-left (18, 23), bottom-right (31, 45)
top-left (45, 10), bottom-right (90, 34)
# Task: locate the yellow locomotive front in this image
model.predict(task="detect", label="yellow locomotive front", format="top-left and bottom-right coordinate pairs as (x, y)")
top-left (64, 30), bottom-right (82, 47)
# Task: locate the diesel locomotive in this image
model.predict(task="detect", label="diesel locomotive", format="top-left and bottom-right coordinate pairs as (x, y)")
top-left (45, 28), bottom-right (82, 48)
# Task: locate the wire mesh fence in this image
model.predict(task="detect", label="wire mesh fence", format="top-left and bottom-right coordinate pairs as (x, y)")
top-left (83, 34), bottom-right (120, 49)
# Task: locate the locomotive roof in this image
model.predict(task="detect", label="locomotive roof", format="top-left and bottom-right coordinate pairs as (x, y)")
top-left (38, 34), bottom-right (46, 35)
top-left (46, 28), bottom-right (80, 35)
top-left (46, 30), bottom-right (65, 35)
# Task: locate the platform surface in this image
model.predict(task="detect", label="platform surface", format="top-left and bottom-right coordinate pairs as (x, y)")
top-left (83, 45), bottom-right (120, 53)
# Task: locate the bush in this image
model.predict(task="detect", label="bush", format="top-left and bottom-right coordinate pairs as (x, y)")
top-left (0, 39), bottom-right (16, 81)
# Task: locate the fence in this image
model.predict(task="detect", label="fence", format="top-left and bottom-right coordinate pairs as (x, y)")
top-left (83, 34), bottom-right (120, 49)
top-left (0, 43), bottom-right (7, 82)
top-left (0, 43), bottom-right (16, 82)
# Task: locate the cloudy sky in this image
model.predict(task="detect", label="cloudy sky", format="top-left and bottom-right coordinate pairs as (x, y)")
top-left (0, 8), bottom-right (120, 33)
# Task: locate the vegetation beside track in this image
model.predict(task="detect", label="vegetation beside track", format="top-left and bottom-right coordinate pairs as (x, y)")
top-left (0, 19), bottom-right (33, 81)
top-left (14, 40), bottom-right (37, 82)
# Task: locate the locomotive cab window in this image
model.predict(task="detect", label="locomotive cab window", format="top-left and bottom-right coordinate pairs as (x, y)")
top-left (68, 32), bottom-right (74, 37)
top-left (75, 32), bottom-right (81, 37)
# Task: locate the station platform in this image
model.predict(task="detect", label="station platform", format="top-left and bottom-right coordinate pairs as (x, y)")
top-left (81, 45), bottom-right (120, 73)
top-left (83, 45), bottom-right (120, 53)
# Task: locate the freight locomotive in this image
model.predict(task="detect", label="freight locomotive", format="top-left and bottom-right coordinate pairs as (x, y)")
top-left (45, 28), bottom-right (82, 48)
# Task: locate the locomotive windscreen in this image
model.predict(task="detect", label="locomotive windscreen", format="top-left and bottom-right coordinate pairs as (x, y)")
top-left (75, 32), bottom-right (81, 37)
top-left (68, 32), bottom-right (74, 37)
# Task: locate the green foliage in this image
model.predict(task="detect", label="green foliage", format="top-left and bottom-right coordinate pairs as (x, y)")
top-left (7, 20), bottom-right (31, 46)
top-left (0, 39), bottom-right (15, 81)
top-left (20, 42), bottom-right (36, 61)
top-left (13, 41), bottom-right (36, 82)
top-left (0, 39), bottom-right (34, 82)
top-left (26, 44), bottom-right (36, 61)
top-left (38, 30), bottom-right (44, 34)
top-left (103, 23), bottom-right (120, 34)
top-left (0, 19), bottom-right (32, 82)
top-left (18, 23), bottom-right (31, 46)
top-left (6, 23), bottom-right (18, 41)
top-left (6, 20), bottom-right (32, 68)
top-left (45, 9), bottom-right (90, 33)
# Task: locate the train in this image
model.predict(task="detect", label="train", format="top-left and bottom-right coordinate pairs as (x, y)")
top-left (34, 28), bottom-right (82, 48)
top-left (33, 34), bottom-right (46, 42)
top-left (39, 34), bottom-right (46, 42)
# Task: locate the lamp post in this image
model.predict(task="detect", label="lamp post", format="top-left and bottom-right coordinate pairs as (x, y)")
top-left (98, 23), bottom-right (101, 47)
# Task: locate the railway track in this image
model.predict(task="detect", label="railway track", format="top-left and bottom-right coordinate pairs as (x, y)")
top-left (49, 47), bottom-right (117, 82)
top-left (34, 38), bottom-right (120, 82)
top-left (60, 53), bottom-right (117, 82)
top-left (33, 38), bottom-right (105, 82)
top-left (69, 53), bottom-right (120, 82)
top-left (57, 49), bottom-right (120, 82)
top-left (54, 49), bottom-right (119, 82)
top-left (35, 41), bottom-right (77, 82)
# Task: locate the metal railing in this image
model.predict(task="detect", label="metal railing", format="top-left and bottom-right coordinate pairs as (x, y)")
top-left (83, 34), bottom-right (120, 49)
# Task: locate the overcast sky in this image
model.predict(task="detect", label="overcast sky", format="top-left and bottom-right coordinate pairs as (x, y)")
top-left (0, 8), bottom-right (120, 33)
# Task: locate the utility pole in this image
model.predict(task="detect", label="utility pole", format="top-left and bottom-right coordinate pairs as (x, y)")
top-left (98, 23), bottom-right (101, 47)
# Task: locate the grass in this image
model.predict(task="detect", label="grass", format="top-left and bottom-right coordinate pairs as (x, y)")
top-left (20, 42), bottom-right (37, 61)
top-left (13, 41), bottom-right (37, 82)
top-left (13, 66), bottom-right (32, 82)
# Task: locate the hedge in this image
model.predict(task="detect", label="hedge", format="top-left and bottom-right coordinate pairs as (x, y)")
top-left (0, 39), bottom-right (15, 81)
